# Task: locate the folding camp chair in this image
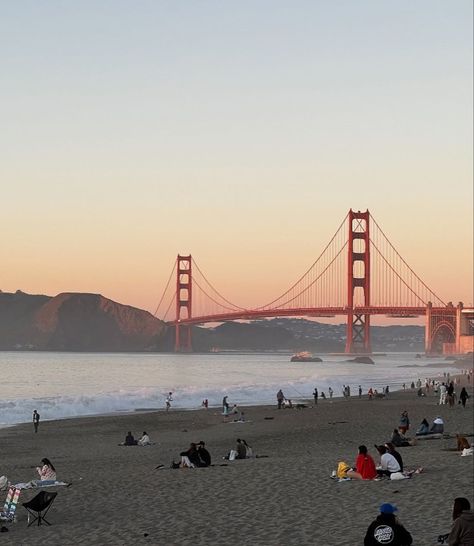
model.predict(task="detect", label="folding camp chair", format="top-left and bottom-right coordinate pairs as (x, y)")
top-left (22, 491), bottom-right (57, 526)
top-left (0, 486), bottom-right (21, 523)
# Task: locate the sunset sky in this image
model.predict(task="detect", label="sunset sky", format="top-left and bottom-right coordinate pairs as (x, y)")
top-left (1, 1), bottom-right (472, 321)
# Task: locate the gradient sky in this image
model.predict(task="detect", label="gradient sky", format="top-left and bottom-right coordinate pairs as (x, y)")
top-left (1, 1), bottom-right (472, 320)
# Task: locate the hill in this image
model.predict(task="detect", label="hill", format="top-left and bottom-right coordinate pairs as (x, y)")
top-left (0, 290), bottom-right (167, 351)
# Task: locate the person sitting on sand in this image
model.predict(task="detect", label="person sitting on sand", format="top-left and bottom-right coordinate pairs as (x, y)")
top-left (364, 503), bottom-right (413, 546)
top-left (447, 497), bottom-right (474, 546)
top-left (384, 442), bottom-right (404, 472)
top-left (137, 432), bottom-right (151, 446)
top-left (180, 443), bottom-right (201, 468)
top-left (430, 417), bottom-right (444, 434)
top-left (124, 431), bottom-right (137, 446)
top-left (242, 439), bottom-right (253, 458)
top-left (236, 438), bottom-right (247, 459)
top-left (345, 445), bottom-right (377, 480)
top-left (415, 418), bottom-right (430, 436)
top-left (375, 445), bottom-right (401, 477)
top-left (391, 429), bottom-right (415, 447)
top-left (36, 458), bottom-right (57, 482)
top-left (197, 441), bottom-right (211, 467)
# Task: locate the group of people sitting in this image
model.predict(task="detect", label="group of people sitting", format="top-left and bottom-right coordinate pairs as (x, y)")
top-left (336, 443), bottom-right (422, 481)
top-left (415, 417), bottom-right (444, 436)
top-left (174, 441), bottom-right (211, 468)
top-left (121, 431), bottom-right (151, 446)
top-left (225, 438), bottom-right (253, 460)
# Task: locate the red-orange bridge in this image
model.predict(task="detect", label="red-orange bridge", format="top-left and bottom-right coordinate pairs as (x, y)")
top-left (155, 210), bottom-right (473, 354)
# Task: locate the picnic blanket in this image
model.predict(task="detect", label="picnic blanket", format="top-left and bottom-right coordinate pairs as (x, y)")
top-left (13, 480), bottom-right (69, 490)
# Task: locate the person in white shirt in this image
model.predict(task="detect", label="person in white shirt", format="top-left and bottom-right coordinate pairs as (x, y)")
top-left (138, 432), bottom-right (151, 446)
top-left (439, 383), bottom-right (447, 405)
top-left (375, 445), bottom-right (401, 477)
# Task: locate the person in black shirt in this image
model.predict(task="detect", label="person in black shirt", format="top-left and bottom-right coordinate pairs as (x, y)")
top-left (33, 410), bottom-right (40, 433)
top-left (364, 503), bottom-right (412, 546)
top-left (197, 441), bottom-right (211, 467)
top-left (385, 442), bottom-right (404, 472)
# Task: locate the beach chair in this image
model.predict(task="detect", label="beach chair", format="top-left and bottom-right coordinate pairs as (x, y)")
top-left (22, 491), bottom-right (57, 527)
top-left (0, 486), bottom-right (21, 523)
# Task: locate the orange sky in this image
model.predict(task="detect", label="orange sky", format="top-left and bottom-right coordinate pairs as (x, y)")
top-left (1, 2), bottom-right (472, 321)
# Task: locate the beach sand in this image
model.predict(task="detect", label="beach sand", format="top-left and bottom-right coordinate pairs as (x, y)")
top-left (1, 373), bottom-right (473, 545)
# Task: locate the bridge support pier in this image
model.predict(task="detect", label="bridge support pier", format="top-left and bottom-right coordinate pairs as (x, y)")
top-left (345, 210), bottom-right (371, 353)
top-left (175, 255), bottom-right (193, 352)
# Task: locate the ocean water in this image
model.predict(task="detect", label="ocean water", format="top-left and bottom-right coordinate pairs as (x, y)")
top-left (0, 351), bottom-right (457, 427)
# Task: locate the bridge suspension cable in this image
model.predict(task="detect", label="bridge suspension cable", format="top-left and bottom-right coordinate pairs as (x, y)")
top-left (191, 257), bottom-right (247, 311)
top-left (256, 212), bottom-right (349, 310)
top-left (370, 214), bottom-right (446, 307)
top-left (153, 260), bottom-right (177, 317)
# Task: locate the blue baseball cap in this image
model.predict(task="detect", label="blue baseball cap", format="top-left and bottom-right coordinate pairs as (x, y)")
top-left (380, 503), bottom-right (397, 514)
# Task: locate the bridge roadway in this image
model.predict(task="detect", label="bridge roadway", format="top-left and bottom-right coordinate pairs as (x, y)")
top-left (171, 306), bottom-right (456, 326)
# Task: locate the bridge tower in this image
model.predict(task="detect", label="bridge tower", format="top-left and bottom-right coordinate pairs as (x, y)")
top-left (175, 254), bottom-right (192, 352)
top-left (345, 209), bottom-right (371, 353)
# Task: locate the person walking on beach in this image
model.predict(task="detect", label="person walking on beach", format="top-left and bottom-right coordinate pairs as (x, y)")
top-left (222, 395), bottom-right (229, 412)
top-left (328, 387), bottom-right (333, 399)
top-left (313, 388), bottom-right (318, 405)
top-left (358, 385), bottom-right (362, 398)
top-left (277, 389), bottom-right (284, 409)
top-left (459, 387), bottom-right (469, 408)
top-left (32, 410), bottom-right (40, 433)
top-left (364, 503), bottom-right (413, 545)
top-left (165, 392), bottom-right (173, 412)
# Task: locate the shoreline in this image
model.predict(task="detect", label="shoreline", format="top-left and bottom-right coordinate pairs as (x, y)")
top-left (1, 362), bottom-right (471, 429)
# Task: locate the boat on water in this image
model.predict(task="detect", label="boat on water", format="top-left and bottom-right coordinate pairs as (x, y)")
top-left (290, 352), bottom-right (322, 362)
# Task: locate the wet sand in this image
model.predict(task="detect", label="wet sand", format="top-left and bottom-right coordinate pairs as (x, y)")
top-left (1, 373), bottom-right (473, 545)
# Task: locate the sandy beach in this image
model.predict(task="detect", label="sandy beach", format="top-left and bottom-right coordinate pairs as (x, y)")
top-left (1, 373), bottom-right (473, 546)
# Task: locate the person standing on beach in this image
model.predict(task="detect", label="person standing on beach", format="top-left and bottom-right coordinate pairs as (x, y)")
top-left (459, 387), bottom-right (469, 408)
top-left (328, 387), bottom-right (333, 399)
top-left (358, 385), bottom-right (362, 398)
top-left (364, 503), bottom-right (413, 545)
top-left (277, 389), bottom-right (284, 409)
top-left (165, 392), bottom-right (173, 412)
top-left (313, 388), bottom-right (318, 405)
top-left (222, 395), bottom-right (229, 412)
top-left (398, 411), bottom-right (410, 435)
top-left (32, 410), bottom-right (40, 433)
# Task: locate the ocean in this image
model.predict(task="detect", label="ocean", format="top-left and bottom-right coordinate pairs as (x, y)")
top-left (0, 351), bottom-right (457, 427)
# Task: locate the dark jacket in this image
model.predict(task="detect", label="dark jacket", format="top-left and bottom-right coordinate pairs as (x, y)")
top-left (389, 449), bottom-right (404, 472)
top-left (449, 511), bottom-right (474, 546)
top-left (197, 447), bottom-right (211, 467)
top-left (364, 514), bottom-right (413, 546)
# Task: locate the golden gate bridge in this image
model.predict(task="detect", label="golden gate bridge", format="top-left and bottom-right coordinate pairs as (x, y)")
top-left (155, 210), bottom-right (473, 355)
